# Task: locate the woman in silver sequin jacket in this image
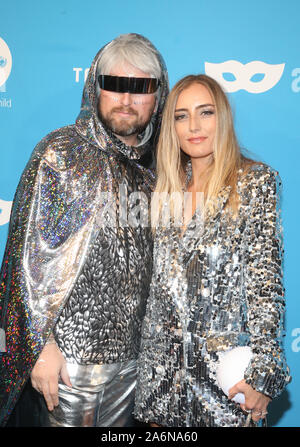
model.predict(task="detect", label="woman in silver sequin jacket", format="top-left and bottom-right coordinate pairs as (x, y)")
top-left (134, 74), bottom-right (291, 427)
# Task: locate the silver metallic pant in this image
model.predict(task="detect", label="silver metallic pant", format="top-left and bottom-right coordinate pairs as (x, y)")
top-left (47, 360), bottom-right (136, 427)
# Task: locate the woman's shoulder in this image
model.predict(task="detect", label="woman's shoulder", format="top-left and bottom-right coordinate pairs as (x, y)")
top-left (236, 161), bottom-right (282, 210)
top-left (239, 160), bottom-right (281, 190)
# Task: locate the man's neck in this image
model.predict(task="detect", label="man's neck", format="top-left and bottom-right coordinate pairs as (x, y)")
top-left (115, 133), bottom-right (138, 147)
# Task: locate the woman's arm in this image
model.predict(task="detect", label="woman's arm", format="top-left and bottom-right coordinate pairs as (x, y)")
top-left (242, 167), bottom-right (291, 398)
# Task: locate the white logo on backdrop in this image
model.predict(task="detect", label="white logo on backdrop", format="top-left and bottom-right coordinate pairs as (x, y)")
top-left (0, 38), bottom-right (12, 92)
top-left (291, 68), bottom-right (300, 92)
top-left (291, 328), bottom-right (300, 353)
top-left (0, 199), bottom-right (12, 226)
top-left (73, 67), bottom-right (90, 83)
top-left (205, 60), bottom-right (285, 94)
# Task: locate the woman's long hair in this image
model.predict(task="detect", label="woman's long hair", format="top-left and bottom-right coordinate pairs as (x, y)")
top-left (151, 74), bottom-right (254, 229)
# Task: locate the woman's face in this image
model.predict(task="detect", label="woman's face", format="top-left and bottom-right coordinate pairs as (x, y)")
top-left (174, 83), bottom-right (216, 162)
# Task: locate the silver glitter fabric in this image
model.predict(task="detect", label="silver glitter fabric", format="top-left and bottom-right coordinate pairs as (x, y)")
top-left (134, 164), bottom-right (291, 427)
top-left (0, 34), bottom-right (168, 426)
top-left (53, 182), bottom-right (153, 364)
top-left (48, 360), bottom-right (137, 427)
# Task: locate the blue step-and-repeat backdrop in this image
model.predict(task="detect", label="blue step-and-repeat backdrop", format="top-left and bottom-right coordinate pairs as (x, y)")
top-left (0, 0), bottom-right (299, 427)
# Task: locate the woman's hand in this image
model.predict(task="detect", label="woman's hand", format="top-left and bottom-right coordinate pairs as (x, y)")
top-left (30, 343), bottom-right (72, 411)
top-left (228, 379), bottom-right (271, 422)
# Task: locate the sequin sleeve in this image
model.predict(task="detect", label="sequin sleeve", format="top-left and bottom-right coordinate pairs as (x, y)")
top-left (243, 168), bottom-right (291, 398)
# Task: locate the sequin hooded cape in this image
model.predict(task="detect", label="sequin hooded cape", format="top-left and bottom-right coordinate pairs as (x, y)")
top-left (0, 34), bottom-right (169, 426)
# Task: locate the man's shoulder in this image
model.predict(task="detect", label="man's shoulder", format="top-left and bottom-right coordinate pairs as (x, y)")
top-left (32, 124), bottom-right (83, 170)
top-left (37, 124), bottom-right (78, 152)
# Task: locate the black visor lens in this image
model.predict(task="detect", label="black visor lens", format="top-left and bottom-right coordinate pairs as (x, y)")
top-left (98, 75), bottom-right (159, 94)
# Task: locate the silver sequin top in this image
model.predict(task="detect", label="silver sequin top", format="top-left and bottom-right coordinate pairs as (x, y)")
top-left (134, 164), bottom-right (291, 427)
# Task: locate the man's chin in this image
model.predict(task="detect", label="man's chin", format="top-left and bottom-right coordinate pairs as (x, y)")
top-left (107, 120), bottom-right (147, 138)
top-left (98, 112), bottom-right (150, 139)
top-left (110, 123), bottom-right (137, 137)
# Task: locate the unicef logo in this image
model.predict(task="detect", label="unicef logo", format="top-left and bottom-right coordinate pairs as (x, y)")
top-left (0, 37), bottom-right (12, 88)
top-left (205, 60), bottom-right (285, 94)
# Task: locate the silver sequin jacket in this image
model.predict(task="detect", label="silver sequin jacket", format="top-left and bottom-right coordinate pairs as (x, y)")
top-left (134, 164), bottom-right (291, 427)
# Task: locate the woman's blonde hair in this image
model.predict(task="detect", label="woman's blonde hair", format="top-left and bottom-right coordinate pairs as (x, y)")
top-left (152, 74), bottom-right (253, 228)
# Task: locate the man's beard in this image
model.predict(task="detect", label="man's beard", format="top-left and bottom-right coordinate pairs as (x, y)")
top-left (98, 106), bottom-right (152, 137)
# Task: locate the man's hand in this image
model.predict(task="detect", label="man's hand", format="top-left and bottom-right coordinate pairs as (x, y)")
top-left (228, 379), bottom-right (271, 422)
top-left (31, 343), bottom-right (72, 411)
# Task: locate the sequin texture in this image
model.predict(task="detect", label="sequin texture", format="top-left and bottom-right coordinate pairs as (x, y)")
top-left (134, 164), bottom-right (291, 427)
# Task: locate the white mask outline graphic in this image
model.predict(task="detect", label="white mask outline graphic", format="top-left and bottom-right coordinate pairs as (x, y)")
top-left (205, 60), bottom-right (285, 94)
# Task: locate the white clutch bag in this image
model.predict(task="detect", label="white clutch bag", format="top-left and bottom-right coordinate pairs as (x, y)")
top-left (216, 346), bottom-right (253, 404)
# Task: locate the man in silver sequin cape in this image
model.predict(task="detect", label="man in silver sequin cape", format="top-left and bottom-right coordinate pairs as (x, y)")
top-left (0, 33), bottom-right (169, 427)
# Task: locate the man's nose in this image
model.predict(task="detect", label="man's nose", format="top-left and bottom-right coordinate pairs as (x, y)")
top-left (120, 92), bottom-right (132, 106)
